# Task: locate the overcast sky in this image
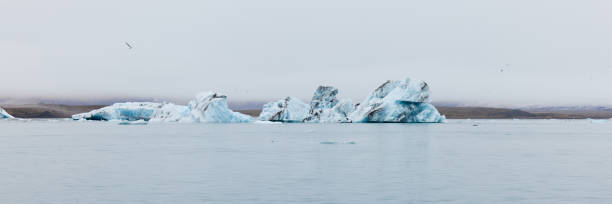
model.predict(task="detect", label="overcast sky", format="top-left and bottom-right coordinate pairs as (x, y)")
top-left (1, 0), bottom-right (611, 106)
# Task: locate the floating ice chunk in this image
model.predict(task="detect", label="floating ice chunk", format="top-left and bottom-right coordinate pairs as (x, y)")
top-left (72, 102), bottom-right (170, 121)
top-left (259, 86), bottom-right (354, 123)
top-left (350, 78), bottom-right (445, 123)
top-left (118, 120), bottom-right (148, 125)
top-left (73, 92), bottom-right (252, 123)
top-left (258, 97), bottom-right (309, 122)
top-left (254, 120), bottom-right (282, 124)
top-left (0, 107), bottom-right (14, 119)
top-left (258, 77), bottom-right (444, 123)
top-left (589, 119), bottom-right (608, 124)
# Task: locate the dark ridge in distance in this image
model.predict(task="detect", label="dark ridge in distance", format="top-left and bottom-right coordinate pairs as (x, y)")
top-left (2, 104), bottom-right (612, 119)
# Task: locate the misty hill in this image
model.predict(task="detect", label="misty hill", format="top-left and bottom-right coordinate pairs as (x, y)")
top-left (1, 104), bottom-right (105, 118)
top-left (436, 107), bottom-right (610, 119)
top-left (3, 104), bottom-right (612, 119)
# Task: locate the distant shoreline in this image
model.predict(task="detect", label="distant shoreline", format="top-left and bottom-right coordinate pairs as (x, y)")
top-left (2, 104), bottom-right (611, 119)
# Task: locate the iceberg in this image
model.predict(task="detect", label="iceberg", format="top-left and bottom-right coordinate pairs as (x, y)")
top-left (71, 102), bottom-right (179, 121)
top-left (258, 77), bottom-right (445, 123)
top-left (72, 92), bottom-right (253, 123)
top-left (258, 86), bottom-right (355, 123)
top-left (154, 92), bottom-right (253, 123)
top-left (73, 77), bottom-right (444, 124)
top-left (258, 97), bottom-right (309, 122)
top-left (350, 78), bottom-right (445, 123)
top-left (0, 107), bottom-right (14, 119)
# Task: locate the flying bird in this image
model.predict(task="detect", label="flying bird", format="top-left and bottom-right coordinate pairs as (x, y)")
top-left (500, 63), bottom-right (510, 72)
top-left (124, 42), bottom-right (133, 49)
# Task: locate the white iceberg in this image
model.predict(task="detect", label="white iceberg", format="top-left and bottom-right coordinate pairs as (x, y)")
top-left (258, 97), bottom-right (309, 122)
top-left (589, 119), bottom-right (609, 124)
top-left (0, 107), bottom-right (14, 119)
top-left (73, 92), bottom-right (252, 123)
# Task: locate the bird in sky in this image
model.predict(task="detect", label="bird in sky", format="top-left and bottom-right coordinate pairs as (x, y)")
top-left (125, 42), bottom-right (133, 49)
top-left (501, 63), bottom-right (510, 72)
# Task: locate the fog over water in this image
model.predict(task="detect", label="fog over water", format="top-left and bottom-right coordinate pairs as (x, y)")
top-left (1, 0), bottom-right (611, 106)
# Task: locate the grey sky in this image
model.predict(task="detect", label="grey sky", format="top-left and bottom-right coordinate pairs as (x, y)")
top-left (1, 0), bottom-right (611, 106)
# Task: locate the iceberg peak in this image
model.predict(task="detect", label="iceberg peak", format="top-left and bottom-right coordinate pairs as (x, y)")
top-left (182, 91), bottom-right (252, 123)
top-left (258, 97), bottom-right (309, 122)
top-left (304, 86), bottom-right (353, 123)
top-left (350, 78), bottom-right (444, 123)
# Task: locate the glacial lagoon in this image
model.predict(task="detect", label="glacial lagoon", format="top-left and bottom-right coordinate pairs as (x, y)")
top-left (1, 119), bottom-right (611, 203)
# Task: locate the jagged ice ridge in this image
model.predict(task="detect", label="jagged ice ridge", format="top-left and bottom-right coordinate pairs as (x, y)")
top-left (259, 77), bottom-right (445, 123)
top-left (70, 77), bottom-right (444, 123)
top-left (72, 92), bottom-right (252, 123)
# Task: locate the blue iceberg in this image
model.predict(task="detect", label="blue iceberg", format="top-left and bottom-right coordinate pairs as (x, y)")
top-left (0, 107), bottom-right (14, 119)
top-left (259, 77), bottom-right (445, 123)
top-left (350, 78), bottom-right (445, 123)
top-left (72, 102), bottom-right (173, 121)
top-left (258, 86), bottom-right (355, 123)
top-left (73, 77), bottom-right (444, 123)
top-left (72, 92), bottom-right (252, 123)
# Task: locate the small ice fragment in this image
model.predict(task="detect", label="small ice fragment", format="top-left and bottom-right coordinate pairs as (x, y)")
top-left (589, 119), bottom-right (608, 124)
top-left (118, 120), bottom-right (148, 125)
top-left (254, 121), bottom-right (282, 124)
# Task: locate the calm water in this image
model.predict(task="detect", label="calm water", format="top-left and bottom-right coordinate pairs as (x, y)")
top-left (1, 119), bottom-right (611, 203)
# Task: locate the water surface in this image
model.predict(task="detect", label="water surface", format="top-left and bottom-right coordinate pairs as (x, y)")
top-left (1, 119), bottom-right (611, 203)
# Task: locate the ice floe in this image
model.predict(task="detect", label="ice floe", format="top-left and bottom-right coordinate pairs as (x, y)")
top-left (73, 92), bottom-right (252, 123)
top-left (350, 78), bottom-right (444, 123)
